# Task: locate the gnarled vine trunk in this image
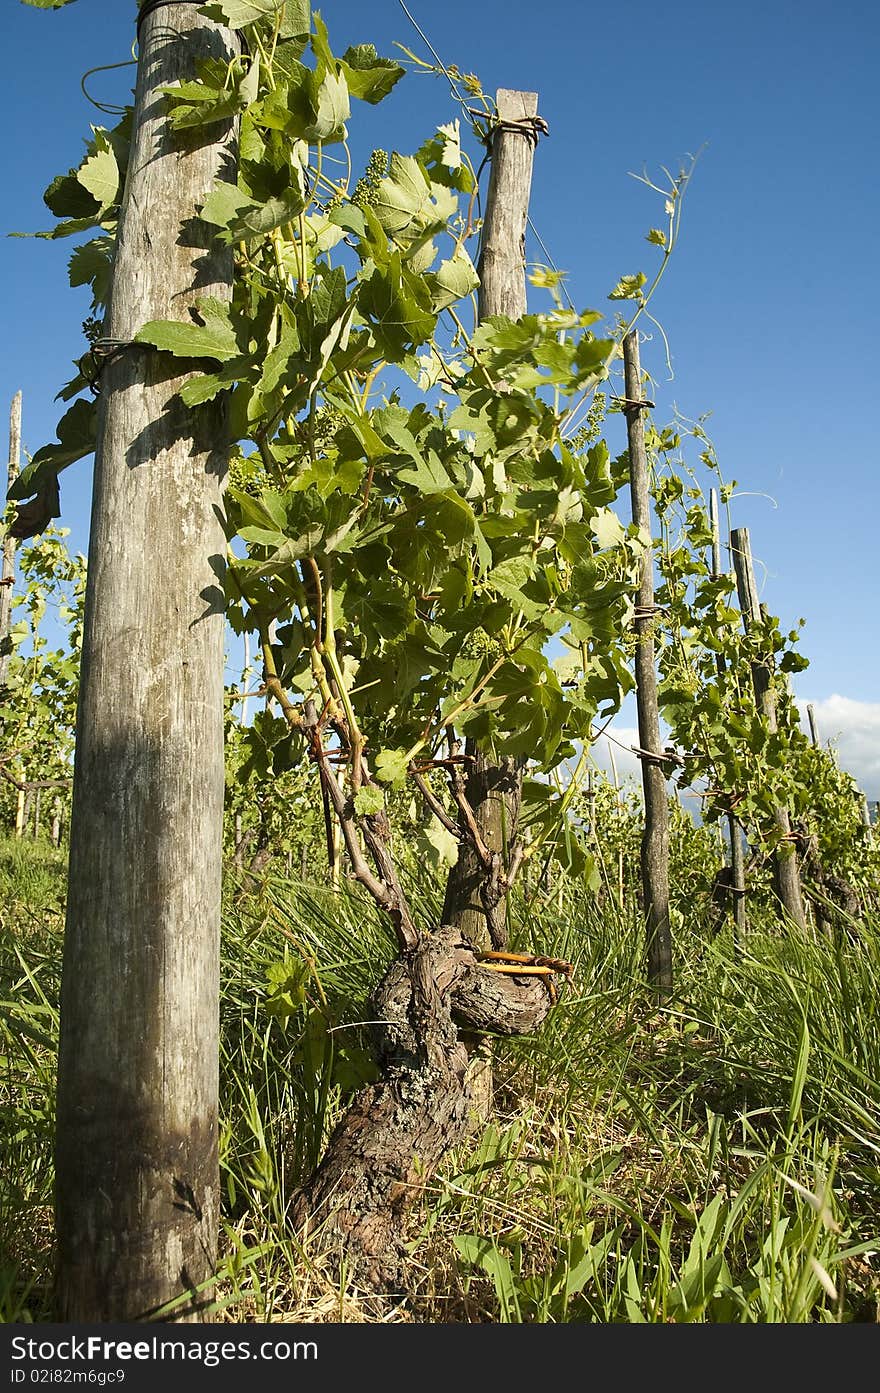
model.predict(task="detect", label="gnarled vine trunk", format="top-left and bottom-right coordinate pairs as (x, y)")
top-left (291, 924), bottom-right (553, 1289)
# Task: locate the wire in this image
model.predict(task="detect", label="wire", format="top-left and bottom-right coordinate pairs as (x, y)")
top-left (80, 61), bottom-right (136, 116)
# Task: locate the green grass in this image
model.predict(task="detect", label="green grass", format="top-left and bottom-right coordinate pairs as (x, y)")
top-left (1, 842), bottom-right (878, 1322)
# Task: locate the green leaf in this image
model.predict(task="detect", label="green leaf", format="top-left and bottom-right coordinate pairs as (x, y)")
top-left (67, 236), bottom-right (114, 309)
top-left (590, 506), bottom-right (627, 548)
top-left (646, 227), bottom-right (667, 247)
top-left (373, 154), bottom-right (431, 236)
top-left (422, 815), bottom-right (459, 867)
top-left (179, 358), bottom-right (246, 406)
top-left (358, 253), bottom-right (436, 357)
top-left (200, 0), bottom-right (308, 32)
top-left (373, 748), bottom-right (410, 786)
top-left (353, 785), bottom-right (385, 816)
top-left (165, 81), bottom-right (249, 131)
top-left (427, 245), bottom-right (479, 312)
top-left (243, 526), bottom-right (325, 576)
top-left (201, 183), bottom-right (305, 243)
top-left (341, 45), bottom-right (405, 104)
top-left (608, 272), bottom-right (647, 301)
top-left (43, 170), bottom-right (101, 222)
top-left (9, 399), bottom-right (97, 503)
top-left (76, 146), bottom-right (119, 213)
top-left (20, 0), bottom-right (78, 8)
top-left (7, 398), bottom-right (97, 538)
top-left (309, 69), bottom-right (350, 140)
top-left (136, 297), bottom-right (239, 361)
top-left (453, 1236), bottom-right (519, 1317)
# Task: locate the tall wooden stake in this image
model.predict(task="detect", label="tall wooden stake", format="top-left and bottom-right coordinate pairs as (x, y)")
top-left (441, 88), bottom-right (541, 1115)
top-left (0, 392), bottom-right (22, 692)
top-left (442, 89), bottom-right (540, 946)
top-left (55, 4), bottom-right (238, 1321)
top-left (623, 332), bottom-right (672, 994)
top-left (731, 527), bottom-right (806, 930)
top-left (806, 702), bottom-right (820, 748)
top-left (709, 487), bottom-right (746, 947)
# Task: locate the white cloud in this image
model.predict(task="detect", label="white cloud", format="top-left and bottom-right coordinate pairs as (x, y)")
top-left (796, 695), bottom-right (880, 801)
top-left (589, 726), bottom-right (644, 787)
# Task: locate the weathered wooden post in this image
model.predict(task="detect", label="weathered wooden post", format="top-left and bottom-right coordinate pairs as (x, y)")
top-left (441, 87), bottom-right (542, 1110)
top-left (55, 2), bottom-right (238, 1321)
top-left (806, 701), bottom-right (821, 749)
top-left (709, 487), bottom-right (746, 946)
top-left (731, 527), bottom-right (806, 930)
top-left (0, 392), bottom-right (22, 693)
top-left (442, 89), bottom-right (541, 942)
top-left (442, 95), bottom-right (540, 924)
top-left (623, 331), bottom-right (672, 993)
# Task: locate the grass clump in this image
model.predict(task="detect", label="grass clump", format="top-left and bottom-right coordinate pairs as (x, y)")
top-left (1, 848), bottom-right (877, 1322)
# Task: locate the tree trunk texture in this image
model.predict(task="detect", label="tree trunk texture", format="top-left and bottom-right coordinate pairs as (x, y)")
top-left (441, 92), bottom-right (539, 1116)
top-left (440, 748), bottom-right (523, 946)
top-left (442, 89), bottom-right (539, 954)
top-left (291, 924), bottom-right (553, 1290)
top-left (730, 528), bottom-right (806, 930)
top-left (55, 5), bottom-right (238, 1322)
top-left (623, 332), bottom-right (672, 994)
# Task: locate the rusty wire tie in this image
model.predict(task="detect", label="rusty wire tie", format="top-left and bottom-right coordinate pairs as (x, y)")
top-left (85, 339), bottom-right (157, 394)
top-left (469, 108), bottom-right (550, 148)
top-left (137, 0), bottom-right (251, 52)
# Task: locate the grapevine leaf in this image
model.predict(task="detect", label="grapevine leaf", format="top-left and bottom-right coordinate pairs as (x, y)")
top-left (608, 272), bottom-right (647, 301)
top-left (373, 154), bottom-right (431, 235)
top-left (200, 0), bottom-right (309, 33)
top-left (67, 236), bottom-right (114, 308)
top-left (358, 253), bottom-right (436, 358)
top-left (421, 815), bottom-right (459, 867)
top-left (179, 358), bottom-right (248, 406)
top-left (309, 69), bottom-right (350, 140)
top-left (243, 527), bottom-right (325, 576)
top-left (8, 398), bottom-right (97, 538)
top-left (590, 507), bottom-right (627, 548)
top-left (341, 45), bottom-right (405, 104)
top-left (43, 169), bottom-right (100, 221)
top-left (353, 785), bottom-right (385, 816)
top-left (201, 183), bottom-right (305, 243)
top-left (136, 298), bottom-right (239, 362)
top-left (373, 749), bottom-right (410, 786)
top-left (426, 245), bottom-right (479, 312)
top-left (76, 146), bottom-right (119, 213)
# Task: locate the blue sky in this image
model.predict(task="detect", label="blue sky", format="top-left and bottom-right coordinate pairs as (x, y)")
top-left (2, 0), bottom-right (879, 793)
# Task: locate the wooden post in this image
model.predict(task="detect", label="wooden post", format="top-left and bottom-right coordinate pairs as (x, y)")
top-left (709, 488), bottom-right (746, 947)
top-left (33, 786), bottom-right (41, 839)
top-left (860, 794), bottom-right (873, 845)
top-left (806, 702), bottom-right (820, 748)
top-left (15, 787), bottom-right (24, 838)
top-left (51, 796), bottom-right (62, 847)
top-left (731, 527), bottom-right (806, 930)
top-left (55, 4), bottom-right (238, 1322)
top-left (623, 332), bottom-right (672, 994)
top-left (440, 89), bottom-right (540, 1117)
top-left (442, 89), bottom-right (540, 947)
top-left (0, 392), bottom-right (22, 692)
top-left (241, 630), bottom-right (251, 726)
